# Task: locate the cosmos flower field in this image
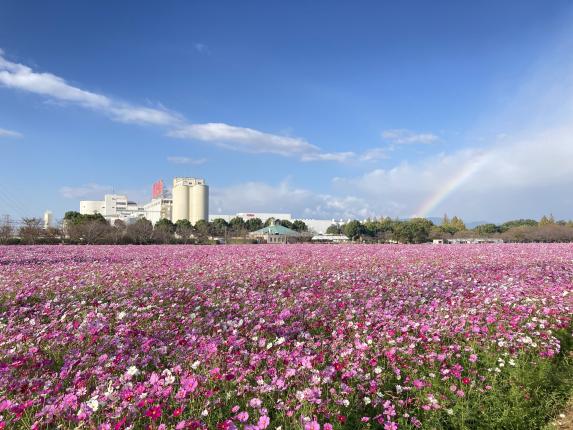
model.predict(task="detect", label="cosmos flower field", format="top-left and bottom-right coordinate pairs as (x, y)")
top-left (0, 245), bottom-right (572, 430)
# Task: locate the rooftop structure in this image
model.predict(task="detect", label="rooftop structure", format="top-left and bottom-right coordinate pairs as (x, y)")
top-left (249, 221), bottom-right (300, 244)
top-left (311, 233), bottom-right (350, 243)
top-left (433, 238), bottom-right (504, 244)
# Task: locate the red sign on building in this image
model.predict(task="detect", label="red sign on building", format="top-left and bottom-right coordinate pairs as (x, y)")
top-left (152, 180), bottom-right (164, 199)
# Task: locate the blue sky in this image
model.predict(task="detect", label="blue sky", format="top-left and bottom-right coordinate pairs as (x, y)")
top-left (1, 1), bottom-right (573, 222)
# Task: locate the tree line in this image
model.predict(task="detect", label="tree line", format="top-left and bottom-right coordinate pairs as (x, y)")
top-left (2, 212), bottom-right (573, 245)
top-left (326, 214), bottom-right (573, 243)
top-left (0, 213), bottom-right (309, 245)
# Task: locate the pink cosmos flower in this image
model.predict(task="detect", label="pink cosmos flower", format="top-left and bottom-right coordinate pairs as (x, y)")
top-left (304, 421), bottom-right (320, 430)
top-left (249, 398), bottom-right (262, 408)
top-left (236, 411), bottom-right (249, 422)
top-left (181, 376), bottom-right (198, 393)
top-left (145, 405), bottom-right (162, 420)
top-left (257, 415), bottom-right (270, 429)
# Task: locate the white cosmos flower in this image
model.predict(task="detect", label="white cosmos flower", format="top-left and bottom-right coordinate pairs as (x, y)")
top-left (86, 397), bottom-right (99, 412)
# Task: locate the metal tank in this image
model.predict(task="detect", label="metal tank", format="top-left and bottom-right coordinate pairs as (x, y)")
top-left (189, 184), bottom-right (209, 224)
top-left (172, 183), bottom-right (190, 223)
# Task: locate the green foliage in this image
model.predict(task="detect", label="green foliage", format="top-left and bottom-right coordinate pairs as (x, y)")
top-left (194, 219), bottom-right (209, 230)
top-left (64, 211), bottom-right (107, 225)
top-left (473, 223), bottom-right (499, 235)
top-left (440, 214), bottom-right (466, 235)
top-left (393, 218), bottom-right (434, 243)
top-left (229, 217), bottom-right (246, 231)
top-left (245, 218), bottom-right (263, 232)
top-left (279, 219), bottom-right (294, 229)
top-left (291, 220), bottom-right (308, 232)
top-left (343, 220), bottom-right (365, 240)
top-left (500, 219), bottom-right (538, 232)
top-left (539, 214), bottom-right (556, 226)
top-left (210, 218), bottom-right (229, 236)
top-left (175, 219), bottom-right (194, 243)
top-left (326, 224), bottom-right (342, 234)
top-left (436, 325), bottom-right (573, 430)
top-left (175, 219), bottom-right (192, 229)
top-left (154, 218), bottom-right (175, 233)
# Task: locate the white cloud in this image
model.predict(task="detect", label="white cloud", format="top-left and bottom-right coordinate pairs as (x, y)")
top-left (211, 180), bottom-right (374, 220)
top-left (301, 147), bottom-right (389, 163)
top-left (167, 156), bottom-right (207, 165)
top-left (0, 127), bottom-right (22, 138)
top-left (0, 50), bottom-right (370, 162)
top-left (382, 129), bottom-right (439, 145)
top-left (194, 43), bottom-right (210, 54)
top-left (59, 183), bottom-right (113, 199)
top-left (0, 53), bottom-right (181, 127)
top-left (359, 147), bottom-right (388, 161)
top-left (168, 123), bottom-right (320, 157)
top-left (301, 151), bottom-right (356, 162)
top-left (220, 129), bottom-right (573, 221)
top-left (333, 125), bottom-right (573, 220)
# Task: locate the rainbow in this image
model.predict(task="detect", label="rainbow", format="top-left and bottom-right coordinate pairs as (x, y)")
top-left (412, 153), bottom-right (488, 218)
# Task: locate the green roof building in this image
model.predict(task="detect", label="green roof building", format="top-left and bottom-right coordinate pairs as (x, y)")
top-left (249, 221), bottom-right (300, 243)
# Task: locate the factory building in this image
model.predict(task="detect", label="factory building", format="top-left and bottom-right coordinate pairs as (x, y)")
top-left (78, 177), bottom-right (208, 225)
top-left (79, 194), bottom-right (145, 224)
top-left (172, 177), bottom-right (209, 224)
top-left (143, 198), bottom-right (173, 225)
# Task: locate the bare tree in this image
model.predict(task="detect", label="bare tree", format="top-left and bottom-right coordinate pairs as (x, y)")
top-left (81, 220), bottom-right (111, 244)
top-left (110, 219), bottom-right (127, 244)
top-left (0, 215), bottom-right (14, 243)
top-left (19, 217), bottom-right (44, 244)
top-left (126, 218), bottom-right (153, 244)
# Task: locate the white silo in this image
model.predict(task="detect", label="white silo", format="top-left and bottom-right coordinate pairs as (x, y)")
top-left (43, 210), bottom-right (53, 229)
top-left (190, 184), bottom-right (209, 224)
top-left (172, 182), bottom-right (190, 223)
